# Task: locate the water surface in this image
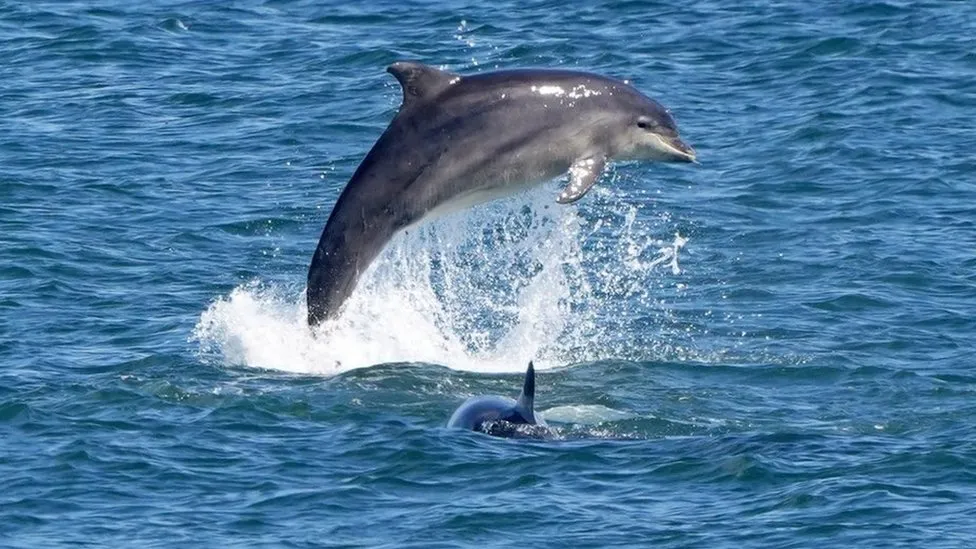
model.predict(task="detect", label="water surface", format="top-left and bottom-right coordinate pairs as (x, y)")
top-left (2, 1), bottom-right (975, 547)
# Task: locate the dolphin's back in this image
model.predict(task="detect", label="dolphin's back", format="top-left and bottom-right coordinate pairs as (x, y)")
top-left (447, 362), bottom-right (542, 433)
top-left (447, 396), bottom-right (520, 430)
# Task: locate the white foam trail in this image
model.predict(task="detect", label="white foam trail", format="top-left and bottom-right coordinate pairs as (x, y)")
top-left (541, 405), bottom-right (638, 424)
top-left (192, 183), bottom-right (688, 375)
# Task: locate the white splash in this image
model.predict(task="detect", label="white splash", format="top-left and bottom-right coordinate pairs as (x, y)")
top-left (649, 232), bottom-right (688, 275)
top-left (192, 184), bottom-right (689, 376)
top-left (454, 19), bottom-right (475, 48)
top-left (530, 84), bottom-right (602, 100)
top-left (542, 404), bottom-right (638, 424)
top-left (531, 85), bottom-right (566, 96)
top-left (567, 84), bottom-right (602, 99)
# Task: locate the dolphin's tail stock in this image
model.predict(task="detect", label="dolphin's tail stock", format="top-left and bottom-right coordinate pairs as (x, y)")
top-left (306, 203), bottom-right (401, 327)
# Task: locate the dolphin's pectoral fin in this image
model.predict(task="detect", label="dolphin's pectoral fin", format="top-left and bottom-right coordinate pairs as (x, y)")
top-left (556, 156), bottom-right (606, 204)
top-left (387, 61), bottom-right (460, 109)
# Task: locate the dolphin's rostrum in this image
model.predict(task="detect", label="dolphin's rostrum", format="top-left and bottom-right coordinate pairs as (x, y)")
top-left (447, 361), bottom-right (546, 435)
top-left (307, 61), bottom-right (696, 326)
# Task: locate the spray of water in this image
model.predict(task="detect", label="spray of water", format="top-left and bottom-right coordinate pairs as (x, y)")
top-left (192, 181), bottom-right (688, 376)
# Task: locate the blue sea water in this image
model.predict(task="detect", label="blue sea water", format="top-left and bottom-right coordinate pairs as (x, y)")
top-left (2, 0), bottom-right (975, 546)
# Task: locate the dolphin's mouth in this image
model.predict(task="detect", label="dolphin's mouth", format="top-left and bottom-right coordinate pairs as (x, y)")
top-left (662, 135), bottom-right (696, 163)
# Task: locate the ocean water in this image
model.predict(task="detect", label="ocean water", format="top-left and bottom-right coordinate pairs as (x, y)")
top-left (2, 0), bottom-right (975, 546)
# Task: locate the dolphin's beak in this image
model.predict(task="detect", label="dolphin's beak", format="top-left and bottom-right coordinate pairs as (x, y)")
top-left (664, 136), bottom-right (697, 163)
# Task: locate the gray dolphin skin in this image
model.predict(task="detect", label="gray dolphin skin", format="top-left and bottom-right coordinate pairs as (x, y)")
top-left (448, 362), bottom-right (545, 435)
top-left (307, 61), bottom-right (696, 326)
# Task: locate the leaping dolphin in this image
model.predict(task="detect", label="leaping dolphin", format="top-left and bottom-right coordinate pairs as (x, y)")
top-left (307, 61), bottom-right (696, 326)
top-left (448, 362), bottom-right (546, 436)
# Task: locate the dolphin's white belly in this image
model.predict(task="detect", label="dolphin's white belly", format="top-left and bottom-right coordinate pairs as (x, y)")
top-left (418, 175), bottom-right (543, 223)
top-left (413, 147), bottom-right (573, 226)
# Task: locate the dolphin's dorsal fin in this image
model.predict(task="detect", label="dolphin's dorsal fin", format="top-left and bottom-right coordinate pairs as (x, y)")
top-left (387, 61), bottom-right (458, 109)
top-left (514, 361), bottom-right (535, 420)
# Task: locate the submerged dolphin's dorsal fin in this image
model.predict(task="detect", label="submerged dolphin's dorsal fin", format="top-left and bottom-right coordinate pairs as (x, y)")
top-left (514, 361), bottom-right (535, 421)
top-left (387, 61), bottom-right (458, 109)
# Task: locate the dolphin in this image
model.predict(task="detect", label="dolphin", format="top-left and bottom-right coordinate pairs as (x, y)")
top-left (448, 362), bottom-right (546, 436)
top-left (307, 61), bottom-right (696, 326)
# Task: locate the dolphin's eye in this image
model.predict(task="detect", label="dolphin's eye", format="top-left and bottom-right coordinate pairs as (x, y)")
top-left (636, 117), bottom-right (657, 130)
